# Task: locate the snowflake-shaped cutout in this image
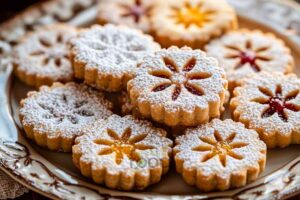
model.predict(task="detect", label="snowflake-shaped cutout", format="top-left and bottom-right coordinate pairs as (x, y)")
top-left (39, 93), bottom-right (94, 125)
top-left (224, 40), bottom-right (272, 72)
top-left (150, 57), bottom-right (211, 101)
top-left (252, 85), bottom-right (300, 122)
top-left (94, 127), bottom-right (154, 165)
top-left (170, 2), bottom-right (215, 28)
top-left (193, 130), bottom-right (248, 167)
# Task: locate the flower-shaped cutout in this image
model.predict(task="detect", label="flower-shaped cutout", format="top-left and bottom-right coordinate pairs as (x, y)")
top-left (94, 127), bottom-right (154, 165)
top-left (170, 2), bottom-right (215, 28)
top-left (150, 57), bottom-right (211, 101)
top-left (252, 85), bottom-right (300, 122)
top-left (193, 130), bottom-right (247, 167)
top-left (30, 33), bottom-right (69, 68)
top-left (120, 0), bottom-right (153, 23)
top-left (13, 24), bottom-right (77, 88)
top-left (225, 40), bottom-right (271, 72)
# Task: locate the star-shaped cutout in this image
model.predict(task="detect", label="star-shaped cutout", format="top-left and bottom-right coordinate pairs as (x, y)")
top-left (225, 40), bottom-right (272, 72)
top-left (171, 2), bottom-right (215, 28)
top-left (120, 0), bottom-right (153, 23)
top-left (94, 127), bottom-right (154, 165)
top-left (192, 130), bottom-right (247, 167)
top-left (150, 57), bottom-right (211, 101)
top-left (252, 85), bottom-right (300, 122)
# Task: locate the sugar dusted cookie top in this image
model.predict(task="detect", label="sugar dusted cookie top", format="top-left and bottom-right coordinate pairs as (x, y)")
top-left (231, 72), bottom-right (300, 148)
top-left (20, 82), bottom-right (113, 139)
top-left (205, 29), bottom-right (294, 89)
top-left (98, 0), bottom-right (156, 33)
top-left (71, 24), bottom-right (160, 77)
top-left (13, 24), bottom-right (77, 81)
top-left (128, 46), bottom-right (227, 113)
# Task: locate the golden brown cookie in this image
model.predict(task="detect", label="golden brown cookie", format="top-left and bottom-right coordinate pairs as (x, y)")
top-left (70, 24), bottom-right (160, 92)
top-left (151, 0), bottom-right (237, 48)
top-left (72, 115), bottom-right (173, 190)
top-left (205, 29), bottom-right (294, 90)
top-left (19, 82), bottom-right (113, 152)
top-left (231, 72), bottom-right (300, 148)
top-left (174, 119), bottom-right (266, 191)
top-left (127, 46), bottom-right (228, 127)
top-left (13, 24), bottom-right (77, 88)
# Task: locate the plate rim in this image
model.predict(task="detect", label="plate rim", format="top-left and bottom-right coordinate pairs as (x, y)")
top-left (1, 0), bottom-right (300, 199)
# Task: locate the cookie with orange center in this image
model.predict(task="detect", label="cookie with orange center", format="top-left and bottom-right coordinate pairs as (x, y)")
top-left (174, 119), bottom-right (266, 191)
top-left (127, 46), bottom-right (228, 127)
top-left (72, 115), bottom-right (173, 190)
top-left (150, 0), bottom-right (237, 48)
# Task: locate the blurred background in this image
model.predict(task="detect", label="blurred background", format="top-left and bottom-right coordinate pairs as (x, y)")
top-left (0, 0), bottom-right (300, 23)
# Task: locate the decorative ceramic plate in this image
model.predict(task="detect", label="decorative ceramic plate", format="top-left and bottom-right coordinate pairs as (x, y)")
top-left (1, 0), bottom-right (300, 199)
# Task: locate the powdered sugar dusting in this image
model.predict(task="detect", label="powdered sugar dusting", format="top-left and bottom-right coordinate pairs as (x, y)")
top-left (74, 115), bottom-right (172, 173)
top-left (20, 82), bottom-right (113, 139)
top-left (205, 29), bottom-right (294, 86)
top-left (128, 46), bottom-right (227, 112)
top-left (174, 119), bottom-right (266, 178)
top-left (71, 24), bottom-right (160, 77)
top-left (231, 72), bottom-right (300, 137)
top-left (13, 24), bottom-right (77, 79)
top-left (98, 0), bottom-right (155, 33)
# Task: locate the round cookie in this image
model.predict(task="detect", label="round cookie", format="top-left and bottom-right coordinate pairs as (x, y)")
top-left (205, 29), bottom-right (294, 90)
top-left (97, 0), bottom-right (156, 33)
top-left (72, 115), bottom-right (173, 190)
top-left (127, 46), bottom-right (228, 127)
top-left (70, 24), bottom-right (160, 92)
top-left (150, 0), bottom-right (237, 48)
top-left (231, 72), bottom-right (300, 148)
top-left (174, 119), bottom-right (266, 191)
top-left (13, 24), bottom-right (77, 88)
top-left (19, 82), bottom-right (113, 152)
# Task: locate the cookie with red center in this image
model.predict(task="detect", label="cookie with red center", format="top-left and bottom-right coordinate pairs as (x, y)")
top-left (231, 72), bottom-right (300, 148)
top-left (19, 82), bottom-right (113, 152)
top-left (72, 115), bottom-right (173, 190)
top-left (127, 46), bottom-right (228, 127)
top-left (150, 0), bottom-right (237, 48)
top-left (174, 119), bottom-right (266, 192)
top-left (205, 29), bottom-right (294, 90)
top-left (13, 24), bottom-right (77, 88)
top-left (97, 0), bottom-right (155, 33)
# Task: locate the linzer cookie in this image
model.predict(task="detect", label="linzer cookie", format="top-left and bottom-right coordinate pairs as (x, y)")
top-left (19, 82), bottom-right (113, 152)
top-left (205, 29), bottom-right (294, 90)
top-left (127, 46), bottom-right (228, 127)
top-left (97, 0), bottom-right (156, 33)
top-left (151, 0), bottom-right (237, 48)
top-left (13, 24), bottom-right (77, 88)
top-left (72, 115), bottom-right (172, 190)
top-left (231, 72), bottom-right (300, 148)
top-left (174, 119), bottom-right (266, 191)
top-left (70, 24), bottom-right (160, 92)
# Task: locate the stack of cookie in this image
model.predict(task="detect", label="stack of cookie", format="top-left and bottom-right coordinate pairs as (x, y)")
top-left (15, 0), bottom-right (299, 193)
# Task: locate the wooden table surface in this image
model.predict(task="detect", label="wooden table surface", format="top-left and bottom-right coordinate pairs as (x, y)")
top-left (1, 0), bottom-right (300, 199)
